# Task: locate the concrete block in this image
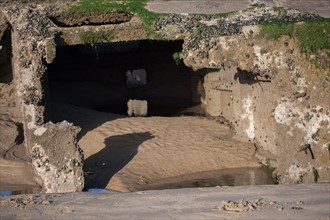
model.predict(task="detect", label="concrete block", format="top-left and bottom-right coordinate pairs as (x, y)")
top-left (127, 99), bottom-right (148, 117)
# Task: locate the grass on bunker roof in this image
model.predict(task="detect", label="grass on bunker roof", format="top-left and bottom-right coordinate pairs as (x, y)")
top-left (69, 0), bottom-right (161, 37)
top-left (260, 19), bottom-right (330, 69)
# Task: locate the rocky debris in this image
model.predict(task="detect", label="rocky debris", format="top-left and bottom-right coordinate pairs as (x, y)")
top-left (127, 99), bottom-right (148, 117)
top-left (155, 6), bottom-right (319, 43)
top-left (50, 10), bottom-right (133, 27)
top-left (217, 198), bottom-right (285, 212)
top-left (0, 194), bottom-right (61, 208)
top-left (31, 121), bottom-right (84, 193)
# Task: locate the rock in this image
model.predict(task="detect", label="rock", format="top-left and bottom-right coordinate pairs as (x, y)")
top-left (292, 91), bottom-right (307, 99)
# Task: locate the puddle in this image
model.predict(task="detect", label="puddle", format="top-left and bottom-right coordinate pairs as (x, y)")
top-left (0, 184), bottom-right (41, 196)
top-left (142, 166), bottom-right (275, 191)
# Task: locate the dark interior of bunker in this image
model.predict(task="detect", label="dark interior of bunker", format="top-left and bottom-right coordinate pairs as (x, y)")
top-left (47, 40), bottom-right (206, 121)
top-left (0, 28), bottom-right (12, 84)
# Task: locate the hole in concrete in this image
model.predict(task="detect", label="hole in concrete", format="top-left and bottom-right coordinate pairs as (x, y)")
top-left (48, 40), bottom-right (206, 119)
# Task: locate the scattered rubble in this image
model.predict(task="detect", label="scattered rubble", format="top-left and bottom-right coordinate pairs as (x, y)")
top-left (0, 194), bottom-right (61, 208)
top-left (31, 121), bottom-right (84, 193)
top-left (217, 198), bottom-right (285, 212)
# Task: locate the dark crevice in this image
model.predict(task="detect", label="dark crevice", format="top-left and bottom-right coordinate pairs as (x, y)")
top-left (0, 27), bottom-right (13, 84)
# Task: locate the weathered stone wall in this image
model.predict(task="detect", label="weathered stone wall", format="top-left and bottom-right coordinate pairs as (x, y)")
top-left (1, 4), bottom-right (85, 193)
top-left (181, 29), bottom-right (330, 184)
top-left (153, 8), bottom-right (329, 184)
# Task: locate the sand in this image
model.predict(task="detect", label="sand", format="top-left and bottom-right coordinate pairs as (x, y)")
top-left (2, 104), bottom-right (328, 219)
top-left (52, 103), bottom-right (261, 192)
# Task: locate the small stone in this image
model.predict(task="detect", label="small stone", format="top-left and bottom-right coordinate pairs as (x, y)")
top-left (291, 206), bottom-right (303, 210)
top-left (41, 200), bottom-right (50, 205)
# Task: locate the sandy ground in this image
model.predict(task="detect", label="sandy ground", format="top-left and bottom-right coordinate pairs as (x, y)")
top-left (1, 184), bottom-right (329, 219)
top-left (52, 103), bottom-right (262, 192)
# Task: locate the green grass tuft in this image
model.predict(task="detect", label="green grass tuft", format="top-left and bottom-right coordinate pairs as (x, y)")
top-left (312, 167), bottom-right (320, 183)
top-left (296, 20), bottom-right (330, 68)
top-left (265, 158), bottom-right (276, 171)
top-left (272, 6), bottom-right (286, 12)
top-left (69, 0), bottom-right (162, 38)
top-left (80, 30), bottom-right (114, 44)
top-left (295, 21), bottom-right (330, 54)
top-left (260, 23), bottom-right (294, 39)
top-left (172, 52), bottom-right (181, 65)
top-left (260, 19), bottom-right (330, 68)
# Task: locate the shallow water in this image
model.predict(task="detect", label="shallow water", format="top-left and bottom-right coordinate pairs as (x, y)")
top-left (142, 166), bottom-right (275, 191)
top-left (0, 166), bottom-right (274, 195)
top-left (0, 184), bottom-right (41, 196)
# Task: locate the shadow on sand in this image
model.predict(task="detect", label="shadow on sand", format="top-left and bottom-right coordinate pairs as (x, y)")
top-left (83, 132), bottom-right (154, 189)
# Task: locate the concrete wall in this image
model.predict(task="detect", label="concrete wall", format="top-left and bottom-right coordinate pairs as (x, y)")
top-left (183, 32), bottom-right (330, 184)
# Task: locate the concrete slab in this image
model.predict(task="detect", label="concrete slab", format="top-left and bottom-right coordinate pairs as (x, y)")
top-left (146, 0), bottom-right (330, 18)
top-left (145, 0), bottom-right (253, 14)
top-left (274, 0), bottom-right (330, 18)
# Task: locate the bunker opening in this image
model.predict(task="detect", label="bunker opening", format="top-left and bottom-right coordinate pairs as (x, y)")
top-left (0, 27), bottom-right (13, 84)
top-left (47, 40), bottom-right (206, 120)
top-left (45, 39), bottom-right (276, 192)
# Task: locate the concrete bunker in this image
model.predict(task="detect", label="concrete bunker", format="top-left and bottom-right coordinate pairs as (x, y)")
top-left (47, 40), bottom-right (206, 120)
top-left (1, 4), bottom-right (328, 194)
